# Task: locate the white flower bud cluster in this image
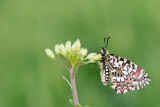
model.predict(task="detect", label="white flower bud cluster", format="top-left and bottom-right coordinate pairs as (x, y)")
top-left (45, 39), bottom-right (102, 66)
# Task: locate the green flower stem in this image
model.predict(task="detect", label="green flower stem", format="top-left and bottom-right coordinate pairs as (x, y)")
top-left (70, 67), bottom-right (79, 107)
top-left (54, 59), bottom-right (70, 72)
top-left (62, 76), bottom-right (72, 89)
top-left (59, 55), bottom-right (71, 66)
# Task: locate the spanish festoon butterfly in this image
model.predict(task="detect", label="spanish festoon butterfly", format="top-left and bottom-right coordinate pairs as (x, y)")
top-left (98, 37), bottom-right (150, 94)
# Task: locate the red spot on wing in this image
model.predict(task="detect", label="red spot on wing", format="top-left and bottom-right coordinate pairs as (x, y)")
top-left (123, 87), bottom-right (128, 91)
top-left (135, 71), bottom-right (139, 77)
top-left (111, 63), bottom-right (114, 66)
top-left (116, 87), bottom-right (122, 90)
top-left (138, 67), bottom-right (141, 71)
top-left (131, 79), bottom-right (135, 83)
top-left (117, 82), bottom-right (120, 85)
top-left (127, 75), bottom-right (130, 78)
top-left (122, 82), bottom-right (125, 85)
top-left (128, 84), bottom-right (132, 88)
top-left (113, 80), bottom-right (116, 83)
top-left (122, 63), bottom-right (126, 66)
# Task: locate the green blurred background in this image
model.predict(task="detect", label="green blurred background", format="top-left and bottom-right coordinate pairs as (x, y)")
top-left (0, 0), bottom-right (160, 107)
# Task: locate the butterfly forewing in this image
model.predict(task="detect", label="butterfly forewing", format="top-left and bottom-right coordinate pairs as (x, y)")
top-left (99, 53), bottom-right (150, 94)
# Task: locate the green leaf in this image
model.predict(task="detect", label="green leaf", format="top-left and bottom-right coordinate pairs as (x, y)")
top-left (77, 104), bottom-right (82, 107)
top-left (85, 105), bottom-right (91, 107)
top-left (69, 99), bottom-right (74, 105)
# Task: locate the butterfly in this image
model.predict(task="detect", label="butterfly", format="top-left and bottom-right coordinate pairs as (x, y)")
top-left (98, 37), bottom-right (150, 94)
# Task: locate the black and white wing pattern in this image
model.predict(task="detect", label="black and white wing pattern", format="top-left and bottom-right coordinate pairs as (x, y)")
top-left (99, 53), bottom-right (150, 94)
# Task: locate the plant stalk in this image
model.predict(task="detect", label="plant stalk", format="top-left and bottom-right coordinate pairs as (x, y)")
top-left (70, 68), bottom-right (79, 107)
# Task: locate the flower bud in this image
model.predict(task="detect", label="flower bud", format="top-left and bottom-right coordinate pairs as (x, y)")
top-left (93, 54), bottom-right (102, 60)
top-left (45, 48), bottom-right (55, 59)
top-left (81, 48), bottom-right (88, 57)
top-left (88, 59), bottom-right (96, 63)
top-left (59, 44), bottom-right (67, 56)
top-left (55, 44), bottom-right (60, 55)
top-left (86, 53), bottom-right (97, 59)
top-left (75, 39), bottom-right (81, 50)
top-left (65, 41), bottom-right (71, 51)
top-left (71, 42), bottom-right (76, 51)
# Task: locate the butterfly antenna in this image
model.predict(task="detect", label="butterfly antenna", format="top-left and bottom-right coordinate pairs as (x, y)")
top-left (106, 37), bottom-right (111, 49)
top-left (104, 37), bottom-right (107, 49)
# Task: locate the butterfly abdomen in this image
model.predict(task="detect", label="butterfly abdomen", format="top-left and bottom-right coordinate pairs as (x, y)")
top-left (99, 56), bottom-right (110, 86)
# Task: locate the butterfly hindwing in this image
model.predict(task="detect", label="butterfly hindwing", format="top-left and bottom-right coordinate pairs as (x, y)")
top-left (107, 54), bottom-right (150, 94)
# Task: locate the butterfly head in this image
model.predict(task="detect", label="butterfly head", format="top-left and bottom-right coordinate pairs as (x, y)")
top-left (101, 37), bottom-right (110, 57)
top-left (101, 47), bottom-right (108, 57)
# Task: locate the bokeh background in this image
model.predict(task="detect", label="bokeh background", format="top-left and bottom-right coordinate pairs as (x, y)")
top-left (0, 0), bottom-right (160, 107)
